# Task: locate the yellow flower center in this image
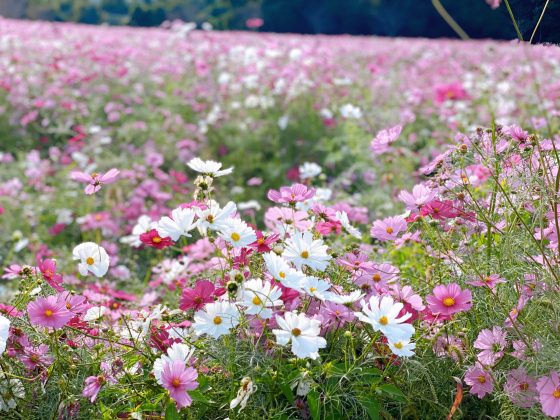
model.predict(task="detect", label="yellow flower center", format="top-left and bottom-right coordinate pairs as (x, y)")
top-left (477, 375), bottom-right (486, 384)
top-left (279, 271), bottom-right (286, 278)
top-left (372, 273), bottom-right (381, 282)
top-left (207, 215), bottom-right (214, 223)
top-left (385, 227), bottom-right (394, 234)
top-left (291, 328), bottom-right (301, 337)
top-left (231, 232), bottom-right (241, 242)
top-left (252, 296), bottom-right (262, 305)
top-left (257, 238), bottom-right (265, 245)
top-left (152, 236), bottom-right (161, 244)
top-left (519, 382), bottom-right (529, 391)
top-left (44, 309), bottom-right (53, 317)
top-left (300, 251), bottom-right (309, 259)
top-left (213, 316), bottom-right (222, 325)
top-left (394, 342), bottom-right (403, 349)
top-left (86, 257), bottom-right (95, 265)
top-left (309, 287), bottom-right (317, 293)
top-left (379, 316), bottom-right (388, 325)
top-left (554, 389), bottom-right (560, 399)
top-left (443, 297), bottom-right (455, 307)
top-left (172, 378), bottom-right (181, 388)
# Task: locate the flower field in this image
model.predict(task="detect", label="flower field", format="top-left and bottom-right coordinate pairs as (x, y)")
top-left (1, 17), bottom-right (560, 419)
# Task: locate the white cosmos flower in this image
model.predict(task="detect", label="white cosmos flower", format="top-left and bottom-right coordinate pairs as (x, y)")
top-left (339, 103), bottom-right (362, 119)
top-left (83, 306), bottom-right (107, 321)
top-left (262, 252), bottom-right (305, 291)
top-left (193, 301), bottom-right (240, 339)
top-left (219, 218), bottom-right (257, 248)
top-left (323, 290), bottom-right (364, 305)
top-left (72, 242), bottom-right (110, 277)
top-left (283, 231), bottom-right (331, 271)
top-left (299, 162), bottom-right (322, 180)
top-left (355, 295), bottom-right (414, 342)
top-left (272, 311), bottom-right (327, 360)
top-left (0, 315), bottom-right (10, 355)
top-left (153, 343), bottom-right (195, 384)
top-left (196, 200), bottom-right (237, 235)
top-left (335, 211), bottom-right (362, 239)
top-left (301, 276), bottom-right (331, 300)
top-left (388, 338), bottom-right (416, 358)
top-left (156, 207), bottom-right (199, 241)
top-left (187, 157), bottom-right (233, 177)
top-left (120, 215), bottom-right (154, 247)
top-left (238, 279), bottom-right (283, 319)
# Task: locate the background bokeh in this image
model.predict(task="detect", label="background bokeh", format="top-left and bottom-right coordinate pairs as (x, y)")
top-left (0, 0), bottom-right (559, 42)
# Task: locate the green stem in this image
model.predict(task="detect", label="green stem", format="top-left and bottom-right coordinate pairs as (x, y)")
top-left (503, 0), bottom-right (524, 41)
top-left (431, 0), bottom-right (470, 40)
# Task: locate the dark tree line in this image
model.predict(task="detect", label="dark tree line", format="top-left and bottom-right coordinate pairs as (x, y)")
top-left (7, 0), bottom-right (560, 42)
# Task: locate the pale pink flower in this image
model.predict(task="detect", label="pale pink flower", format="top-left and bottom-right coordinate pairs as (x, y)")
top-left (71, 168), bottom-right (120, 195)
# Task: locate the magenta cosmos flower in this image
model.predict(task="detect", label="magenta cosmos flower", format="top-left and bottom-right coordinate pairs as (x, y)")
top-left (464, 363), bottom-right (494, 398)
top-left (27, 295), bottom-right (73, 329)
top-left (161, 360), bottom-right (199, 409)
top-left (267, 183), bottom-right (315, 204)
top-left (70, 168), bottom-right (120, 195)
top-left (180, 280), bottom-right (215, 311)
top-left (537, 371), bottom-right (560, 417)
top-left (473, 326), bottom-right (507, 366)
top-left (370, 216), bottom-right (407, 242)
top-left (426, 283), bottom-right (472, 318)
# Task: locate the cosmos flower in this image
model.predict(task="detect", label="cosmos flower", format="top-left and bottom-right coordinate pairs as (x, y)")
top-left (370, 216), bottom-right (407, 242)
top-left (465, 363), bottom-right (494, 398)
top-left (238, 279), bottom-right (282, 319)
top-left (27, 295), bottom-right (73, 329)
top-left (153, 343), bottom-right (195, 384)
top-left (70, 168), bottom-right (120, 195)
top-left (282, 231), bottom-right (331, 271)
top-left (298, 162), bottom-right (322, 180)
top-left (187, 157), bottom-right (233, 177)
top-left (180, 280), bottom-right (215, 311)
top-left (355, 295), bottom-right (414, 342)
top-left (161, 360), bottom-right (199, 409)
top-left (195, 201), bottom-right (237, 235)
top-left (272, 311), bottom-right (327, 359)
top-left (370, 124), bottom-right (402, 155)
top-left (536, 371), bottom-right (560, 417)
top-left (262, 252), bottom-right (305, 290)
top-left (504, 367), bottom-right (537, 409)
top-left (267, 184), bottom-right (315, 204)
top-left (426, 283), bottom-right (472, 319)
top-left (398, 184), bottom-right (437, 212)
top-left (219, 218), bottom-right (257, 248)
top-left (193, 301), bottom-right (240, 339)
top-left (139, 229), bottom-right (174, 249)
top-left (156, 207), bottom-right (199, 241)
top-left (388, 338), bottom-right (416, 358)
top-left (72, 242), bottom-right (110, 277)
top-left (473, 326), bottom-right (507, 365)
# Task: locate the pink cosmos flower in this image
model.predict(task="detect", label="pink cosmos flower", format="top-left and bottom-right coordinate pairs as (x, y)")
top-left (370, 124), bottom-right (402, 155)
top-left (246, 18), bottom-right (264, 29)
top-left (536, 371), bottom-right (560, 417)
top-left (320, 302), bottom-right (355, 328)
top-left (420, 200), bottom-right (458, 220)
top-left (70, 168), bottom-right (120, 195)
top-left (248, 231), bottom-right (280, 253)
top-left (433, 334), bottom-right (465, 362)
top-left (27, 295), bottom-right (73, 329)
top-left (467, 273), bottom-right (506, 290)
top-left (473, 326), bottom-right (507, 365)
top-left (83, 375), bottom-right (106, 403)
top-left (161, 360), bottom-right (199, 409)
top-left (398, 184), bottom-right (437, 212)
top-left (464, 363), bottom-right (494, 398)
top-left (504, 368), bottom-right (537, 409)
top-left (264, 207), bottom-right (311, 233)
top-left (486, 0), bottom-right (501, 9)
top-left (180, 280), bottom-right (215, 311)
top-left (39, 258), bottom-right (64, 292)
top-left (434, 82), bottom-right (468, 104)
top-left (140, 229), bottom-right (174, 249)
top-left (20, 344), bottom-right (54, 370)
top-left (370, 216), bottom-right (407, 241)
top-left (426, 283), bottom-right (472, 319)
top-left (267, 183), bottom-right (315, 204)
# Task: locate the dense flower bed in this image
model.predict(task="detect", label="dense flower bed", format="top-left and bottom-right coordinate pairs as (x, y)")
top-left (0, 17), bottom-right (560, 419)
